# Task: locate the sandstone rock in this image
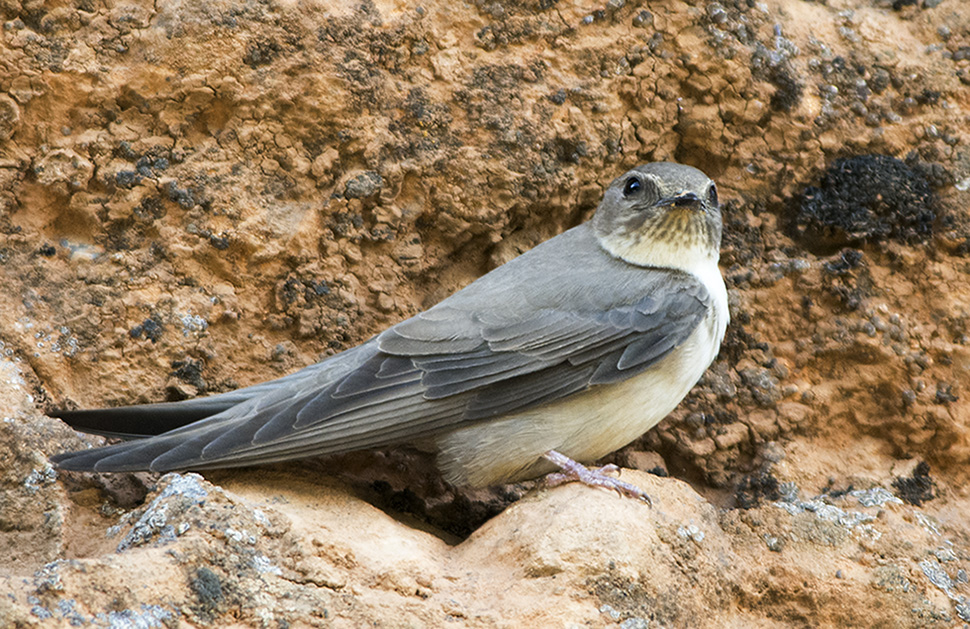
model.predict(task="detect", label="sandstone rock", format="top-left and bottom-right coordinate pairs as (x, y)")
top-left (3, 0), bottom-right (970, 625)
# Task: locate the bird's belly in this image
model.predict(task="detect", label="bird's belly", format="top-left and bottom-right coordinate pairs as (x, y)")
top-left (433, 314), bottom-right (722, 487)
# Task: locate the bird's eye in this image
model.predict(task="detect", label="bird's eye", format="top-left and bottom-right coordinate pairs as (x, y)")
top-left (707, 183), bottom-right (718, 206)
top-left (623, 177), bottom-right (641, 197)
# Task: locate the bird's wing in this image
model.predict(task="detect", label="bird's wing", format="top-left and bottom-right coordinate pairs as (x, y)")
top-left (52, 227), bottom-right (712, 473)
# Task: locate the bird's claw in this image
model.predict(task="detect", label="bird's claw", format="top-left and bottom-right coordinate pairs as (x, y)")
top-left (542, 450), bottom-right (652, 504)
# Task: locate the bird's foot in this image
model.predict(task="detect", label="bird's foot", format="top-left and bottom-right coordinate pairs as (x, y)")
top-left (542, 450), bottom-right (651, 504)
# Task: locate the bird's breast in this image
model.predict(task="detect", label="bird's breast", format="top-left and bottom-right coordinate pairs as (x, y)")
top-left (434, 298), bottom-right (727, 488)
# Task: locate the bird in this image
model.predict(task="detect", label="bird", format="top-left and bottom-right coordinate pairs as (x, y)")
top-left (51, 162), bottom-right (729, 501)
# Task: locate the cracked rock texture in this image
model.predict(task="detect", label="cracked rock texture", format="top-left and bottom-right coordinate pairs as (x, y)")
top-left (3, 0), bottom-right (970, 626)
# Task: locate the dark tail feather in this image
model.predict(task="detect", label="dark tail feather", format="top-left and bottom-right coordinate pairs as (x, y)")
top-left (49, 390), bottom-right (261, 439)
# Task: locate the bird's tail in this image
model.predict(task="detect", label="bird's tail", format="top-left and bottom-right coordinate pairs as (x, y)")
top-left (49, 393), bottom-right (251, 439)
top-left (49, 342), bottom-right (379, 472)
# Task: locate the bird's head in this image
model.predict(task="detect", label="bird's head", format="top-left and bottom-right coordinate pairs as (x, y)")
top-left (592, 162), bottom-right (722, 274)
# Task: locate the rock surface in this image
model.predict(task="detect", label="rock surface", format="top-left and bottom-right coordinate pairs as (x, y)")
top-left (3, 0), bottom-right (970, 626)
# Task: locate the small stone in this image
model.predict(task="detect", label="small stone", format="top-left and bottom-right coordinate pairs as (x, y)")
top-left (344, 171), bottom-right (383, 199)
top-left (376, 293), bottom-right (395, 313)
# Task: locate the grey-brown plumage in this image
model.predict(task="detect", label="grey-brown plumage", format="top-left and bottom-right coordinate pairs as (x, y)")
top-left (52, 162), bottom-right (728, 488)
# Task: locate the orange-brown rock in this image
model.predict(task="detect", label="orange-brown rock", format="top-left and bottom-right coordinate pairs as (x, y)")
top-left (3, 0), bottom-right (970, 626)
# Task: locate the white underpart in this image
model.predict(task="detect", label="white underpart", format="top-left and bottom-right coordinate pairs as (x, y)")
top-left (435, 228), bottom-right (729, 487)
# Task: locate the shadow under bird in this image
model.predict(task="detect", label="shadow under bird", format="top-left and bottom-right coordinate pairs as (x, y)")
top-left (52, 162), bottom-right (729, 500)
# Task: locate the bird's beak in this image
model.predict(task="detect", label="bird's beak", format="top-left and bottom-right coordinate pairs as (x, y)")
top-left (658, 192), bottom-right (703, 210)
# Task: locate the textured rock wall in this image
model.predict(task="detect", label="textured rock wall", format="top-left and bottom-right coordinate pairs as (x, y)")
top-left (2, 0), bottom-right (970, 626)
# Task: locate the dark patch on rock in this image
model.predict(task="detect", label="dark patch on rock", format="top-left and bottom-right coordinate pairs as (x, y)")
top-left (243, 37), bottom-right (282, 68)
top-left (114, 170), bottom-right (141, 189)
top-left (789, 155), bottom-right (936, 250)
top-left (133, 195), bottom-right (167, 222)
top-left (547, 88), bottom-right (567, 105)
top-left (171, 357), bottom-right (206, 392)
top-left (734, 470), bottom-right (781, 509)
top-left (191, 566), bottom-right (225, 620)
top-left (935, 382), bottom-right (958, 404)
top-left (130, 318), bottom-right (164, 343)
top-left (164, 180), bottom-right (197, 209)
top-left (769, 65), bottom-right (803, 112)
top-left (892, 461), bottom-right (934, 506)
top-left (545, 136), bottom-right (588, 164)
top-left (203, 230), bottom-right (230, 250)
top-left (343, 171), bottom-right (383, 199)
top-left (823, 249), bottom-right (863, 275)
top-left (820, 249), bottom-right (873, 312)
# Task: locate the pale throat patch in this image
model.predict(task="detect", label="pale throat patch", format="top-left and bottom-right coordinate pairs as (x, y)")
top-left (596, 226), bottom-right (718, 281)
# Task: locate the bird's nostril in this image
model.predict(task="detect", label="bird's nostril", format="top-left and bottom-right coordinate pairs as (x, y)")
top-left (672, 193), bottom-right (701, 207)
